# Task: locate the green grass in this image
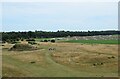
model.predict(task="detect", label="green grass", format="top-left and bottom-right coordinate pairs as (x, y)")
top-left (63, 40), bottom-right (120, 44)
top-left (35, 38), bottom-right (53, 42)
top-left (2, 52), bottom-right (95, 77)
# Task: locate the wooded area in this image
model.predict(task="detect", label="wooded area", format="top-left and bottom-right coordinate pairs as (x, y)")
top-left (1, 30), bottom-right (120, 42)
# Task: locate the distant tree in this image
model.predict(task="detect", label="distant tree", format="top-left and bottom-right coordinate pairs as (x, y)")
top-left (1, 30), bottom-right (120, 42)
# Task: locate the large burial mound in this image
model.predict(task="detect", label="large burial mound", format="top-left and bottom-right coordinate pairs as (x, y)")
top-left (9, 43), bottom-right (38, 51)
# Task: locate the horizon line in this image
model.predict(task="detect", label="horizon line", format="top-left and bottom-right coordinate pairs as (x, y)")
top-left (1, 29), bottom-right (119, 32)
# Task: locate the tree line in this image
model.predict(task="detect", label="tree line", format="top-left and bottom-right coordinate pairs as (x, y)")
top-left (1, 30), bottom-right (120, 42)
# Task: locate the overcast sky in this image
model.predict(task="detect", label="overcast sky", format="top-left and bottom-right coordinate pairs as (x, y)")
top-left (1, 1), bottom-right (118, 32)
top-left (0, 0), bottom-right (119, 2)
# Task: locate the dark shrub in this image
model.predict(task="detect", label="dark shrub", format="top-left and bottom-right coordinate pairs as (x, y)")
top-left (21, 39), bottom-right (24, 41)
top-left (44, 40), bottom-right (48, 42)
top-left (100, 63), bottom-right (103, 65)
top-left (51, 40), bottom-right (55, 43)
top-left (30, 61), bottom-right (36, 64)
top-left (16, 38), bottom-right (19, 41)
top-left (93, 63), bottom-right (96, 66)
top-left (111, 56), bottom-right (115, 58)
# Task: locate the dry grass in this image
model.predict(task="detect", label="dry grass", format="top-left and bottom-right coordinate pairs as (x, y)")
top-left (50, 43), bottom-right (118, 74)
top-left (2, 42), bottom-right (118, 77)
top-left (9, 43), bottom-right (38, 51)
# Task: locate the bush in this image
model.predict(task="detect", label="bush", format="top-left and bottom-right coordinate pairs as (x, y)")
top-left (44, 40), bottom-right (48, 42)
top-left (51, 40), bottom-right (55, 43)
top-left (21, 39), bottom-right (24, 41)
top-left (16, 38), bottom-right (19, 41)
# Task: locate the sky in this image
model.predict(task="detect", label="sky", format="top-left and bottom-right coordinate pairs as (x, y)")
top-left (1, 1), bottom-right (118, 32)
top-left (0, 0), bottom-right (119, 2)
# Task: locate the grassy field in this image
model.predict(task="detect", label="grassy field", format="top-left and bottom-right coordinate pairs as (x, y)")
top-left (2, 41), bottom-right (118, 77)
top-left (63, 40), bottom-right (119, 44)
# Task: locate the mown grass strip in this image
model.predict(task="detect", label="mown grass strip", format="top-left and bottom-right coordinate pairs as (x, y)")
top-left (64, 40), bottom-right (120, 44)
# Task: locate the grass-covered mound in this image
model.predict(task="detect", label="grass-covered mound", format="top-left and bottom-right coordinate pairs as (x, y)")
top-left (9, 43), bottom-right (37, 51)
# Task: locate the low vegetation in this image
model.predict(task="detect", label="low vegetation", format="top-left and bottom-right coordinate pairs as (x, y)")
top-left (9, 44), bottom-right (37, 51)
top-left (2, 30), bottom-right (120, 43)
top-left (64, 40), bottom-right (119, 44)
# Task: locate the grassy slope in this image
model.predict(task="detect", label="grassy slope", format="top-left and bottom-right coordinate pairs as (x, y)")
top-left (2, 43), bottom-right (118, 77)
top-left (63, 40), bottom-right (119, 44)
top-left (2, 50), bottom-right (95, 77)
